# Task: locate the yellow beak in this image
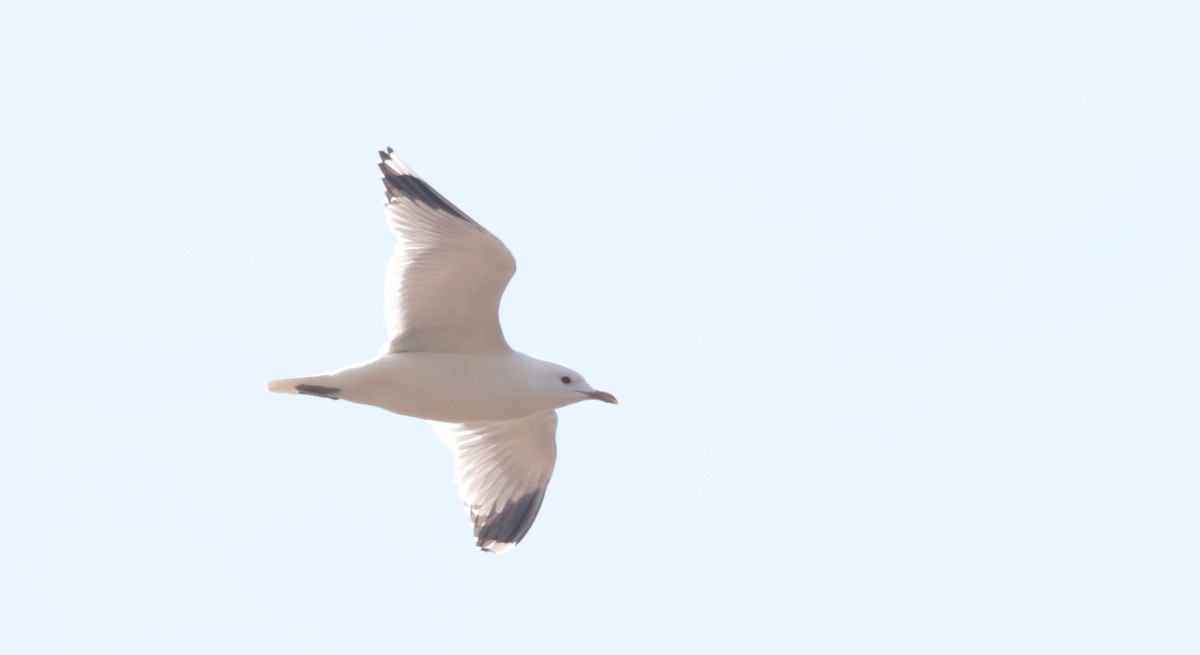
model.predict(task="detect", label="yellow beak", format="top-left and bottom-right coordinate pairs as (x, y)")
top-left (584, 390), bottom-right (618, 404)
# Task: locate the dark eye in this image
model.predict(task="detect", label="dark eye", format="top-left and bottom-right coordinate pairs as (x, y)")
top-left (561, 376), bottom-right (572, 384)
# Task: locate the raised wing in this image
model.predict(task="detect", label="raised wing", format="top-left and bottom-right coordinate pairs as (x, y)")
top-left (378, 149), bottom-right (516, 354)
top-left (429, 411), bottom-right (558, 553)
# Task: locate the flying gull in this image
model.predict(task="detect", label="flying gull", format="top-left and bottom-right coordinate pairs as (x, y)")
top-left (267, 148), bottom-right (617, 553)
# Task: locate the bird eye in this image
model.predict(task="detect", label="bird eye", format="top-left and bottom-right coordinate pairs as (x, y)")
top-left (561, 376), bottom-right (572, 384)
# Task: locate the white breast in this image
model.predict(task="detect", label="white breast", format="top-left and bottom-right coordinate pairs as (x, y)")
top-left (328, 352), bottom-right (554, 423)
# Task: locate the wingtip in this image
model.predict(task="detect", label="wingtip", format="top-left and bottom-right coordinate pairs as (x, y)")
top-left (478, 540), bottom-right (517, 554)
top-left (376, 150), bottom-right (475, 221)
top-left (470, 489), bottom-right (545, 553)
top-left (378, 148), bottom-right (417, 177)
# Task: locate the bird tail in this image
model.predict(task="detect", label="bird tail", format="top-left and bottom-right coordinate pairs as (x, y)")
top-left (266, 377), bottom-right (302, 393)
top-left (265, 376), bottom-right (341, 399)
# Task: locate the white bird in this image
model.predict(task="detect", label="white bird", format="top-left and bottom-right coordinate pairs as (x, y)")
top-left (267, 148), bottom-right (617, 553)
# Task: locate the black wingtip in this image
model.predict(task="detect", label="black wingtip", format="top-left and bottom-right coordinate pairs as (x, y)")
top-left (474, 489), bottom-right (546, 551)
top-left (295, 384), bottom-right (340, 400)
top-left (377, 154), bottom-right (472, 221)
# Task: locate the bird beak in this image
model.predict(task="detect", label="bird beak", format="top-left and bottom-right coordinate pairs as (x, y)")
top-left (584, 390), bottom-right (618, 405)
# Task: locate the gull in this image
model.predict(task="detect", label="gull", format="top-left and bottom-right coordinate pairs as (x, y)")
top-left (267, 149), bottom-right (617, 553)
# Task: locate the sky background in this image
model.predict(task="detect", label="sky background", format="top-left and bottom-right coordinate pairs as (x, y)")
top-left (2, 1), bottom-right (1198, 653)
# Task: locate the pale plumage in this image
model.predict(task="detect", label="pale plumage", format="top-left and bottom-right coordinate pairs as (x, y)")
top-left (378, 150), bottom-right (515, 355)
top-left (431, 412), bottom-right (558, 553)
top-left (267, 149), bottom-right (616, 553)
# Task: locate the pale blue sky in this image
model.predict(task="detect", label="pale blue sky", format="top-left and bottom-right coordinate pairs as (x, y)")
top-left (2, 1), bottom-right (1197, 653)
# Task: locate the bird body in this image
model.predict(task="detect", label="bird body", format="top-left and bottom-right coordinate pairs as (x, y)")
top-left (267, 351), bottom-right (597, 424)
top-left (267, 148), bottom-right (615, 553)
